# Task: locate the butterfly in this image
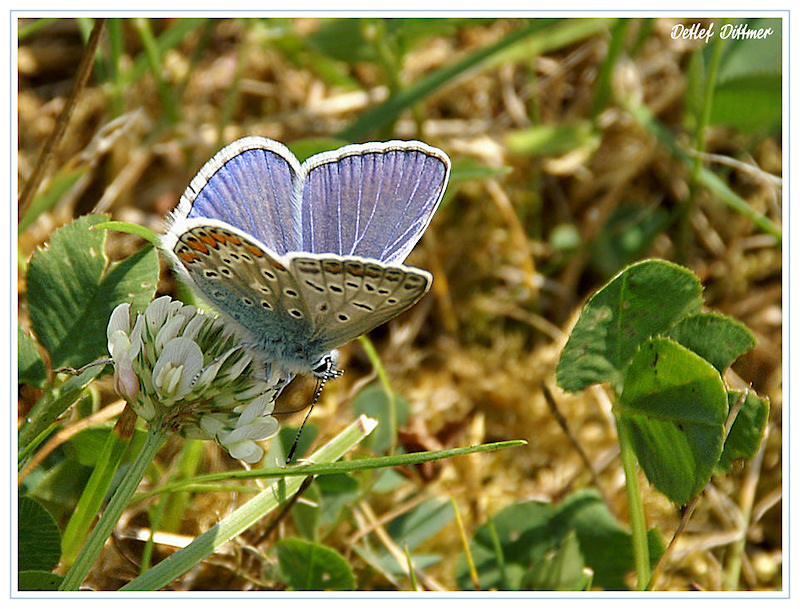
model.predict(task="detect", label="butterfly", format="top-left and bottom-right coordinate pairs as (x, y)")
top-left (162, 136), bottom-right (450, 387)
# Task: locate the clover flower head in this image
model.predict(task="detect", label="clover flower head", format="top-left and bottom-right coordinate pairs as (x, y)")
top-left (107, 296), bottom-right (290, 463)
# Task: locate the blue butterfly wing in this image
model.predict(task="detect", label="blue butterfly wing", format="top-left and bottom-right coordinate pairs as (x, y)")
top-left (173, 137), bottom-right (303, 256)
top-left (163, 138), bottom-right (451, 376)
top-left (299, 141), bottom-right (450, 264)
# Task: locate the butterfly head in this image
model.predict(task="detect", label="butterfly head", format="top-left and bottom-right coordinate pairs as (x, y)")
top-left (310, 349), bottom-right (343, 381)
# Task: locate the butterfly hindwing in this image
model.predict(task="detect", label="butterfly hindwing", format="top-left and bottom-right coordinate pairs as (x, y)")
top-left (289, 254), bottom-right (432, 354)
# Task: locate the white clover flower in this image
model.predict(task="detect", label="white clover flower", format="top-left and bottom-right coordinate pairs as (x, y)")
top-left (106, 296), bottom-right (290, 463)
top-left (217, 415), bottom-right (280, 463)
top-left (151, 337), bottom-right (204, 402)
top-left (108, 330), bottom-right (140, 402)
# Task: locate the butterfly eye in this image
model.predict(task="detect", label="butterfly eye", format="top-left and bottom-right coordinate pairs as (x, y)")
top-left (311, 351), bottom-right (342, 380)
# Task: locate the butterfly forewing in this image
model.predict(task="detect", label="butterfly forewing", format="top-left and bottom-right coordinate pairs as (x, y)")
top-left (300, 142), bottom-right (450, 264)
top-left (175, 137), bottom-right (303, 256)
top-left (289, 254), bottom-right (432, 353)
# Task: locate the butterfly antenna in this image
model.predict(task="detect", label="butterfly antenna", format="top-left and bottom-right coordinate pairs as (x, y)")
top-left (286, 377), bottom-right (326, 464)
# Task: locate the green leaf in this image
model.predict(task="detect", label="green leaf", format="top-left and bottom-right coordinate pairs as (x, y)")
top-left (276, 423), bottom-right (318, 462)
top-left (315, 473), bottom-right (361, 531)
top-left (619, 338), bottom-right (728, 505)
top-left (62, 427), bottom-right (115, 467)
top-left (557, 259), bottom-right (704, 393)
top-left (454, 490), bottom-right (662, 591)
top-left (18, 496), bottom-right (62, 572)
top-left (18, 570), bottom-right (64, 591)
top-left (456, 500), bottom-right (554, 590)
top-left (18, 325), bottom-right (46, 388)
top-left (522, 530), bottom-right (590, 591)
top-left (291, 473), bottom-right (362, 541)
top-left (316, 472), bottom-right (360, 493)
top-left (668, 312), bottom-right (756, 374)
top-left (26, 214), bottom-right (159, 370)
top-left (275, 537), bottom-right (355, 590)
top-left (353, 383), bottom-right (410, 453)
top-left (710, 19), bottom-right (781, 132)
top-left (306, 19), bottom-right (377, 63)
top-left (448, 157), bottom-right (512, 185)
top-left (22, 459), bottom-right (93, 523)
top-left (385, 497), bottom-right (452, 552)
top-left (552, 489), bottom-right (663, 591)
top-left (717, 390), bottom-right (770, 473)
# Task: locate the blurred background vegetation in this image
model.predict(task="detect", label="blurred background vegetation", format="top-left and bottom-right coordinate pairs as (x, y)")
top-left (17, 16), bottom-right (782, 591)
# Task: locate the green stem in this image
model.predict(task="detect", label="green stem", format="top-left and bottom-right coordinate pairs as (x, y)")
top-left (59, 421), bottom-right (168, 591)
top-left (119, 416), bottom-right (378, 591)
top-left (132, 439), bottom-right (525, 501)
top-left (60, 421), bottom-right (133, 567)
top-left (486, 514), bottom-right (509, 590)
top-left (616, 415), bottom-right (650, 590)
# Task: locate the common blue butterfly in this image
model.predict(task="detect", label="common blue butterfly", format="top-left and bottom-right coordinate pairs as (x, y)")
top-left (162, 137), bottom-right (450, 386)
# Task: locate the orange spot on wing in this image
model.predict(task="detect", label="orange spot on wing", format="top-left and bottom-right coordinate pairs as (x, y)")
top-left (323, 260), bottom-right (344, 274)
top-left (178, 249), bottom-right (201, 263)
top-left (345, 263), bottom-right (364, 276)
top-left (196, 232), bottom-right (217, 247)
top-left (185, 236), bottom-right (209, 254)
top-left (209, 229), bottom-right (242, 247)
top-left (246, 244), bottom-right (265, 257)
top-left (269, 258), bottom-right (287, 271)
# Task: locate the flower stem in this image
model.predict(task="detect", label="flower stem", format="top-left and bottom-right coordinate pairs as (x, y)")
top-left (616, 415), bottom-right (650, 590)
top-left (59, 420), bottom-right (168, 591)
